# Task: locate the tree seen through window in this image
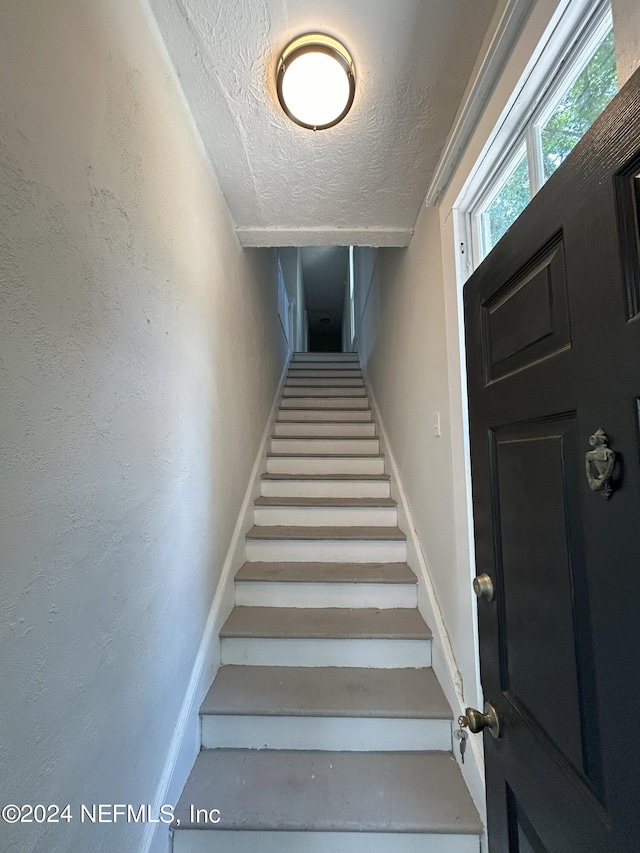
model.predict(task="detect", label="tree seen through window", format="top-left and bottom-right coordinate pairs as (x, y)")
top-left (481, 26), bottom-right (618, 254)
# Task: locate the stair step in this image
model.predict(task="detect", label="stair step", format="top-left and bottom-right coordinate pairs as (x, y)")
top-left (253, 495), bottom-right (398, 530)
top-left (220, 607), bottom-right (431, 667)
top-left (235, 560), bottom-right (414, 583)
top-left (273, 421), bottom-right (376, 436)
top-left (289, 357), bottom-right (360, 369)
top-left (266, 454), bottom-right (385, 476)
top-left (174, 830), bottom-right (480, 853)
top-left (254, 497), bottom-right (397, 508)
top-left (172, 751), bottom-right (481, 851)
top-left (245, 526), bottom-right (407, 563)
top-left (202, 665), bottom-right (446, 717)
top-left (173, 351), bottom-right (479, 851)
top-left (246, 525), bottom-right (406, 541)
top-left (199, 666), bottom-right (452, 751)
top-left (291, 352), bottom-right (359, 362)
top-left (283, 386), bottom-right (367, 397)
top-left (235, 556), bottom-right (415, 608)
top-left (261, 473), bottom-right (390, 480)
top-left (288, 369), bottom-right (363, 379)
top-left (278, 409), bottom-right (372, 421)
top-left (260, 473), bottom-right (391, 499)
top-left (270, 437), bottom-right (380, 455)
top-left (286, 377), bottom-right (364, 386)
top-left (280, 397), bottom-right (370, 409)
top-left (221, 607), bottom-right (427, 639)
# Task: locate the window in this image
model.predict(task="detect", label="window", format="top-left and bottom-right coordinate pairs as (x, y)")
top-left (538, 28), bottom-right (617, 183)
top-left (462, 0), bottom-right (618, 270)
top-left (479, 145), bottom-right (530, 251)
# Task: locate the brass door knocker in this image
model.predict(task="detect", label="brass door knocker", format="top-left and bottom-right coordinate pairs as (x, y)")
top-left (585, 428), bottom-right (616, 499)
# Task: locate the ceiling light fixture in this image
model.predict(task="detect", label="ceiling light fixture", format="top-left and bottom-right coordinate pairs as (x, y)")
top-left (276, 33), bottom-right (356, 131)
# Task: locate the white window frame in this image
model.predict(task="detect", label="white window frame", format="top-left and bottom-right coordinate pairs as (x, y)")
top-left (457, 0), bottom-right (615, 275)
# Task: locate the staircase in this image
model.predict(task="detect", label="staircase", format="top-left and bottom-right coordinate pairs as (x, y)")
top-left (172, 353), bottom-right (482, 853)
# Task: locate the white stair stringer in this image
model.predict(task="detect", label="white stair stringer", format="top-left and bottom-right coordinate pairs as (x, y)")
top-left (171, 354), bottom-right (482, 853)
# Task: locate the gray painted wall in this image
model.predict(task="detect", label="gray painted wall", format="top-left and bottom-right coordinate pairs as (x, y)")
top-left (0, 2), bottom-right (287, 852)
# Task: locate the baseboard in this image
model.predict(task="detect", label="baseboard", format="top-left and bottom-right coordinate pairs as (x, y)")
top-left (143, 354), bottom-right (291, 853)
top-left (360, 362), bottom-right (487, 828)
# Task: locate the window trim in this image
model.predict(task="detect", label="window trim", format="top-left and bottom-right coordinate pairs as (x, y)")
top-left (457, 0), bottom-right (615, 273)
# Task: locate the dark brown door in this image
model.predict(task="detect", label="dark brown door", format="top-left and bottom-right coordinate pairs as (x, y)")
top-left (464, 67), bottom-right (640, 852)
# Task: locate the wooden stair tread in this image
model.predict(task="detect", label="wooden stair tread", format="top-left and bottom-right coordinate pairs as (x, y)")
top-left (261, 472), bottom-right (390, 481)
top-left (246, 525), bottom-right (406, 540)
top-left (254, 496), bottom-right (396, 507)
top-left (174, 750), bottom-right (481, 833)
top-left (235, 560), bottom-right (415, 583)
top-left (220, 606), bottom-right (431, 639)
top-left (201, 665), bottom-right (449, 719)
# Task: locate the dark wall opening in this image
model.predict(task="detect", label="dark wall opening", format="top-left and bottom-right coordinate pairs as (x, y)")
top-left (300, 246), bottom-right (349, 352)
top-left (309, 328), bottom-right (341, 351)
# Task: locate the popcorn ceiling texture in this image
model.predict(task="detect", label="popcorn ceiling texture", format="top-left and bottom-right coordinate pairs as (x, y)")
top-left (148, 0), bottom-right (500, 246)
top-left (0, 1), bottom-right (287, 851)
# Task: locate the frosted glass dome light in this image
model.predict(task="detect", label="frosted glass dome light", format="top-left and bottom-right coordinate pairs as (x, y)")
top-left (277, 34), bottom-right (356, 130)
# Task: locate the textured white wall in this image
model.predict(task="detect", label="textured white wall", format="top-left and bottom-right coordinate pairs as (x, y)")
top-left (356, 213), bottom-right (479, 709)
top-left (0, 1), bottom-right (286, 852)
top-left (611, 0), bottom-right (640, 84)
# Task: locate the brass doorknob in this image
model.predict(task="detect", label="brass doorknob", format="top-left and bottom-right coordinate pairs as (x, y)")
top-left (459, 702), bottom-right (501, 739)
top-left (473, 573), bottom-right (494, 601)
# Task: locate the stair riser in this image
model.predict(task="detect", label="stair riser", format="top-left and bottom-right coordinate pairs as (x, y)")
top-left (278, 410), bottom-right (372, 422)
top-left (266, 457), bottom-right (385, 476)
top-left (235, 581), bottom-right (417, 609)
top-left (173, 830), bottom-right (479, 853)
top-left (281, 398), bottom-right (370, 409)
top-left (273, 422), bottom-right (376, 437)
top-left (283, 387), bottom-right (367, 398)
top-left (287, 376), bottom-right (363, 385)
top-left (289, 368), bottom-right (362, 376)
top-left (245, 539), bottom-right (407, 563)
top-left (253, 505), bottom-right (397, 527)
top-left (200, 715), bottom-right (451, 751)
top-left (260, 480), bottom-right (391, 499)
top-left (220, 637), bottom-right (431, 668)
top-left (270, 438), bottom-right (380, 455)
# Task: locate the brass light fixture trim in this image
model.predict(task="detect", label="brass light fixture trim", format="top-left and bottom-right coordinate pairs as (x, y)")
top-left (276, 33), bottom-right (356, 131)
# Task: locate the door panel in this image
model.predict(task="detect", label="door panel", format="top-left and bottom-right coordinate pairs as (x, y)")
top-left (616, 165), bottom-right (640, 319)
top-left (493, 418), bottom-right (587, 779)
top-left (482, 237), bottom-right (571, 383)
top-left (507, 786), bottom-right (548, 853)
top-left (465, 68), bottom-right (640, 851)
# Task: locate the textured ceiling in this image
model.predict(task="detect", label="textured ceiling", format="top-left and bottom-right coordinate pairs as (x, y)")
top-left (149, 0), bottom-right (499, 246)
